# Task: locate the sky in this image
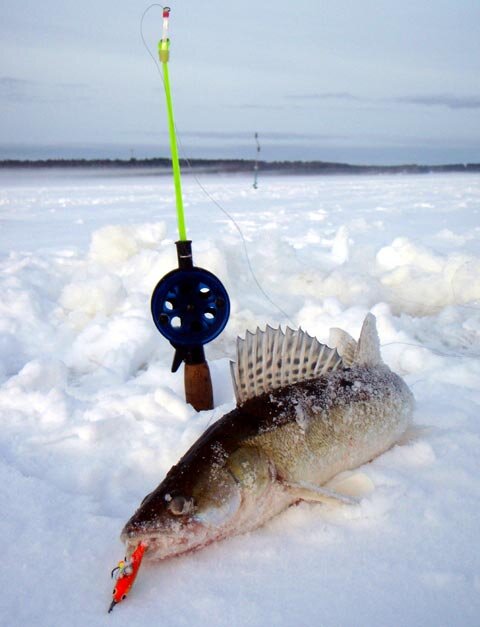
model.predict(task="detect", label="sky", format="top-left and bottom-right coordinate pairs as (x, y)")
top-left (1, 0), bottom-right (479, 165)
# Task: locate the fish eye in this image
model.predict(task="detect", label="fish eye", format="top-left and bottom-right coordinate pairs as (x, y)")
top-left (122, 594), bottom-right (127, 601)
top-left (168, 495), bottom-right (194, 515)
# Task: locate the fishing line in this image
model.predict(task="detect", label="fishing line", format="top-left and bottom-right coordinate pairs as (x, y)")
top-left (380, 341), bottom-right (480, 361)
top-left (140, 4), bottom-right (294, 326)
top-left (173, 145), bottom-right (295, 327)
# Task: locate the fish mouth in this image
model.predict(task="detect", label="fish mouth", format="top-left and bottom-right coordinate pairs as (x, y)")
top-left (121, 520), bottom-right (212, 561)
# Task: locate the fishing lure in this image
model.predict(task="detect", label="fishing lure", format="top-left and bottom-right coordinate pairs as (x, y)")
top-left (108, 543), bottom-right (146, 613)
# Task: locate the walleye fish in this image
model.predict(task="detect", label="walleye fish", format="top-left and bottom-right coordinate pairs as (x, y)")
top-left (114, 313), bottom-right (414, 606)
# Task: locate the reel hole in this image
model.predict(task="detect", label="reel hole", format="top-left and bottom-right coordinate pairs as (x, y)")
top-left (165, 300), bottom-right (174, 311)
top-left (171, 316), bottom-right (182, 328)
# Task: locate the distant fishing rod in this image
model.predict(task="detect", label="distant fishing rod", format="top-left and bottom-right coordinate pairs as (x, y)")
top-left (253, 132), bottom-right (260, 189)
top-left (150, 7), bottom-right (230, 412)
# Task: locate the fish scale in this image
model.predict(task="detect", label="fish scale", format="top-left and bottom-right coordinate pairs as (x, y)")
top-left (248, 364), bottom-right (412, 486)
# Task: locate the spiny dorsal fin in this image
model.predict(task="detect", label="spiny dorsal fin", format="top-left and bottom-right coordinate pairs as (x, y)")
top-left (328, 328), bottom-right (357, 367)
top-left (230, 327), bottom-right (343, 405)
top-left (354, 313), bottom-right (383, 366)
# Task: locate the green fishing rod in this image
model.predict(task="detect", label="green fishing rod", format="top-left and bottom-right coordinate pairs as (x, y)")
top-left (158, 7), bottom-right (187, 241)
top-left (150, 7), bottom-right (230, 411)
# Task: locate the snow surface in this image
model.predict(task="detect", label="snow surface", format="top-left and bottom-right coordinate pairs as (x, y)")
top-left (0, 168), bottom-right (479, 626)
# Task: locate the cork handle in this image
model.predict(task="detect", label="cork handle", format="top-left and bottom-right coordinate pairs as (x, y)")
top-left (184, 362), bottom-right (213, 411)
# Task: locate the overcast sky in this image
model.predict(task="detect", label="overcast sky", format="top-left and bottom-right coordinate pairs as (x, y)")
top-left (1, 0), bottom-right (479, 164)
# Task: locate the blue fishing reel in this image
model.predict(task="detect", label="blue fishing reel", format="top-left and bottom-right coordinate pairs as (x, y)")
top-left (151, 241), bottom-right (230, 371)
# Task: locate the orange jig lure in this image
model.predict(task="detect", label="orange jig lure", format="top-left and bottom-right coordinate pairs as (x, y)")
top-left (108, 543), bottom-right (146, 613)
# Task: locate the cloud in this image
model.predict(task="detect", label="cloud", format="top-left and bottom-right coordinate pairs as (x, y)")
top-left (184, 130), bottom-right (347, 141)
top-left (0, 76), bottom-right (93, 104)
top-left (0, 77), bottom-right (37, 103)
top-left (231, 103), bottom-right (286, 111)
top-left (285, 92), bottom-right (363, 102)
top-left (394, 94), bottom-right (480, 110)
top-left (284, 91), bottom-right (480, 111)
top-left (0, 77), bottom-right (31, 87)
top-left (127, 130), bottom-right (348, 143)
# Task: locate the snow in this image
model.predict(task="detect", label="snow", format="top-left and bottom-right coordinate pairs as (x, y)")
top-left (0, 168), bottom-right (479, 626)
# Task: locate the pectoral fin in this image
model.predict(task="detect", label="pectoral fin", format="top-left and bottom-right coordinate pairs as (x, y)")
top-left (284, 471), bottom-right (374, 507)
top-left (396, 424), bottom-right (434, 446)
top-left (284, 480), bottom-right (360, 507)
top-left (325, 470), bottom-right (375, 498)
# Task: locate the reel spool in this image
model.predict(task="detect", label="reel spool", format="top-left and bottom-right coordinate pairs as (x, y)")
top-left (151, 264), bottom-right (230, 368)
top-left (152, 268), bottom-right (229, 342)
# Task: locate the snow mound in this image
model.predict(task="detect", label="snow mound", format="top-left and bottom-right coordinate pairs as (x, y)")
top-left (376, 236), bottom-right (480, 314)
top-left (89, 222), bottom-right (167, 264)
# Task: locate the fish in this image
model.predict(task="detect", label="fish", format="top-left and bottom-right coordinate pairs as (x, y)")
top-left (120, 313), bottom-right (414, 582)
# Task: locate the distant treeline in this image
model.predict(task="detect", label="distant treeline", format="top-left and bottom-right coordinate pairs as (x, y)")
top-left (1, 157), bottom-right (479, 174)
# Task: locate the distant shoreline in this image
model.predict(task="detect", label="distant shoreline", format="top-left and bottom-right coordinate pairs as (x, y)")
top-left (0, 157), bottom-right (479, 175)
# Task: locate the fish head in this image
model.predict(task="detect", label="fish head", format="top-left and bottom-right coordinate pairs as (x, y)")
top-left (121, 445), bottom-right (274, 560)
top-left (121, 457), bottom-right (242, 559)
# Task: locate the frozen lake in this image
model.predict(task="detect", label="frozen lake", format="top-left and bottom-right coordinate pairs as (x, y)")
top-left (0, 168), bottom-right (479, 626)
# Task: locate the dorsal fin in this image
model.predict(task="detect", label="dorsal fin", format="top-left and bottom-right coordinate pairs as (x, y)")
top-left (328, 328), bottom-right (357, 367)
top-left (353, 313), bottom-right (383, 366)
top-left (230, 327), bottom-right (343, 405)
